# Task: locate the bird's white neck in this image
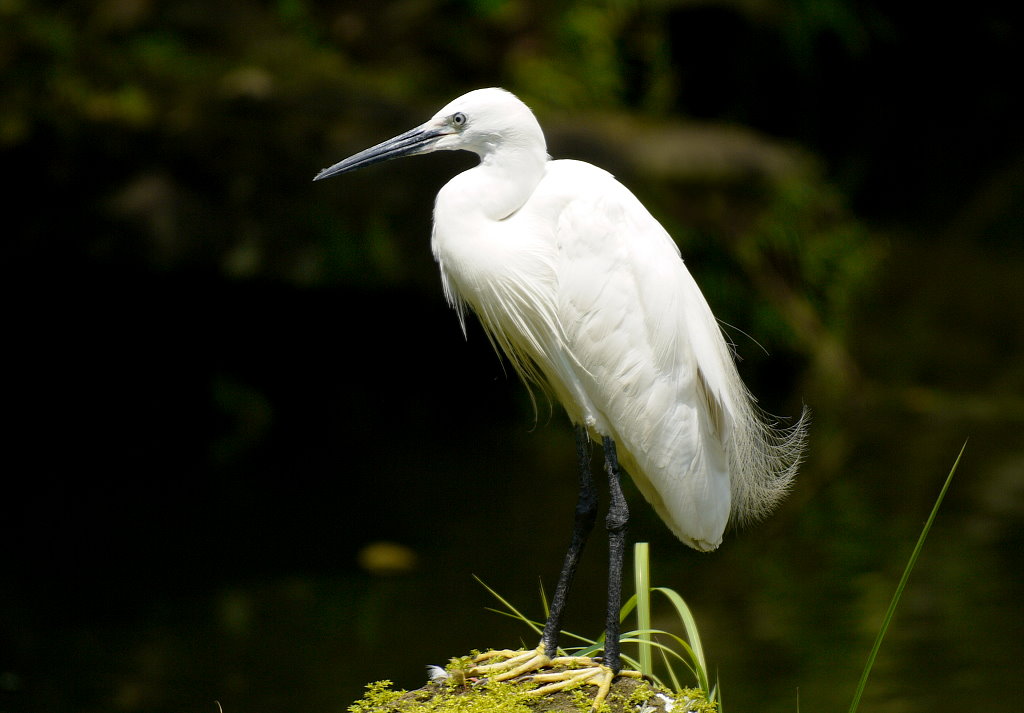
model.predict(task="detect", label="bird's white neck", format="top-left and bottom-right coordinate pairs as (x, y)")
top-left (454, 137), bottom-right (548, 221)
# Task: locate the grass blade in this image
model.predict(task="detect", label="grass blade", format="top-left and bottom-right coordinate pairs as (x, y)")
top-left (659, 643), bottom-right (683, 693)
top-left (473, 575), bottom-right (544, 638)
top-left (653, 586), bottom-right (710, 693)
top-left (847, 442), bottom-right (965, 713)
top-left (634, 542), bottom-right (653, 676)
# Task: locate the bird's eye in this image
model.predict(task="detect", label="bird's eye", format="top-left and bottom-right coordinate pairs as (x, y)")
top-left (451, 112), bottom-right (467, 127)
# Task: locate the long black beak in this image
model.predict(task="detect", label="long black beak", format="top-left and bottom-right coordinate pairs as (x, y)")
top-left (313, 125), bottom-right (446, 181)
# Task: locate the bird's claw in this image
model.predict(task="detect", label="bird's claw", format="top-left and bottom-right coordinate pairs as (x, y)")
top-left (469, 647), bottom-right (552, 680)
top-left (468, 646), bottom-right (641, 710)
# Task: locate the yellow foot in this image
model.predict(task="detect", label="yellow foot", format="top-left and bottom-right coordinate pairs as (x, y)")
top-left (469, 646), bottom-right (642, 710)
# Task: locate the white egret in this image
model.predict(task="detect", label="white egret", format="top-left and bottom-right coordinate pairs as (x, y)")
top-left (315, 87), bottom-right (808, 705)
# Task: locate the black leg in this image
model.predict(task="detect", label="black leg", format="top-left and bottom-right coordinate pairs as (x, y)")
top-left (541, 425), bottom-right (599, 658)
top-left (602, 436), bottom-right (628, 674)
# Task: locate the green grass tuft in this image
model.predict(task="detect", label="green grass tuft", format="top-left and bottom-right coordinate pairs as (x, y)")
top-left (478, 542), bottom-right (717, 701)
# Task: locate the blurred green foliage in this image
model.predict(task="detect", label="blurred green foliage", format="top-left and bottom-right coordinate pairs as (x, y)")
top-left (2, 0), bottom-right (922, 390)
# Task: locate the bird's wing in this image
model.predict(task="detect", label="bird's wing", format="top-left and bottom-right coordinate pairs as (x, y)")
top-left (543, 160), bottom-right (734, 550)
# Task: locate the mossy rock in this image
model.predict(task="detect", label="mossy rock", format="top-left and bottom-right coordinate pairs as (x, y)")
top-left (347, 671), bottom-right (717, 713)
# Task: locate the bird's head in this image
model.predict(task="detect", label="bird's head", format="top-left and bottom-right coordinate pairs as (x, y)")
top-left (313, 88), bottom-right (545, 182)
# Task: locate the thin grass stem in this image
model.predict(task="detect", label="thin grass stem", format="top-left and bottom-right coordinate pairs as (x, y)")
top-left (634, 542), bottom-right (653, 676)
top-left (847, 442), bottom-right (965, 713)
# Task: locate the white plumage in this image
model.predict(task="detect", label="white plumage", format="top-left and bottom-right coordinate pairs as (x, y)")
top-left (423, 88), bottom-right (806, 551)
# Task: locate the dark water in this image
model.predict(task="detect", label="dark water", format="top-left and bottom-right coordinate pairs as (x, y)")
top-left (4, 264), bottom-right (1022, 713)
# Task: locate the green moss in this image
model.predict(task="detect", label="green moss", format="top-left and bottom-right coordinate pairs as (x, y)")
top-left (348, 680), bottom-right (405, 712)
top-left (345, 667), bottom-right (718, 713)
top-left (347, 678), bottom-right (538, 713)
top-left (671, 688), bottom-right (719, 713)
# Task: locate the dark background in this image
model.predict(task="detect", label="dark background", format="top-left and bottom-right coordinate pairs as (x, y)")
top-left (3, 2), bottom-right (1022, 712)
